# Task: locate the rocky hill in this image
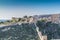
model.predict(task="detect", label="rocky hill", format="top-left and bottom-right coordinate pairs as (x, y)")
top-left (0, 23), bottom-right (39, 40)
top-left (36, 21), bottom-right (60, 40)
top-left (0, 21), bottom-right (60, 40)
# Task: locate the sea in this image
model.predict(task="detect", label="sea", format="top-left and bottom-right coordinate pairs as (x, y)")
top-left (0, 19), bottom-right (8, 22)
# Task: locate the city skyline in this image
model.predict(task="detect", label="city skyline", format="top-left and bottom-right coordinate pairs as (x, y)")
top-left (0, 0), bottom-right (60, 19)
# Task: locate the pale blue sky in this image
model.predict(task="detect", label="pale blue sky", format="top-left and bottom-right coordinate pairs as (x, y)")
top-left (0, 0), bottom-right (60, 19)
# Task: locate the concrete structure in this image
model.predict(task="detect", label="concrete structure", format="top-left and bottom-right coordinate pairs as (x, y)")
top-left (37, 14), bottom-right (60, 23)
top-left (51, 14), bottom-right (60, 23)
top-left (12, 17), bottom-right (34, 23)
top-left (27, 17), bottom-right (34, 22)
top-left (12, 14), bottom-right (60, 23)
top-left (12, 17), bottom-right (19, 22)
top-left (36, 27), bottom-right (47, 40)
top-left (41, 35), bottom-right (47, 40)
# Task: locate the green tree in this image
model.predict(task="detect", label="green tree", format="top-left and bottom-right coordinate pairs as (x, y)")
top-left (18, 18), bottom-right (22, 22)
top-left (29, 16), bottom-right (32, 18)
top-left (23, 15), bottom-right (28, 18)
top-left (36, 20), bottom-right (46, 31)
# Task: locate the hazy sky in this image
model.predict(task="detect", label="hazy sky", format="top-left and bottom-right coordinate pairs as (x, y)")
top-left (0, 0), bottom-right (60, 19)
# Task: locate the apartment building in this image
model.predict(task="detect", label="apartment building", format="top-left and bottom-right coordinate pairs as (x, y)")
top-left (51, 14), bottom-right (60, 23)
top-left (37, 14), bottom-right (60, 23)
